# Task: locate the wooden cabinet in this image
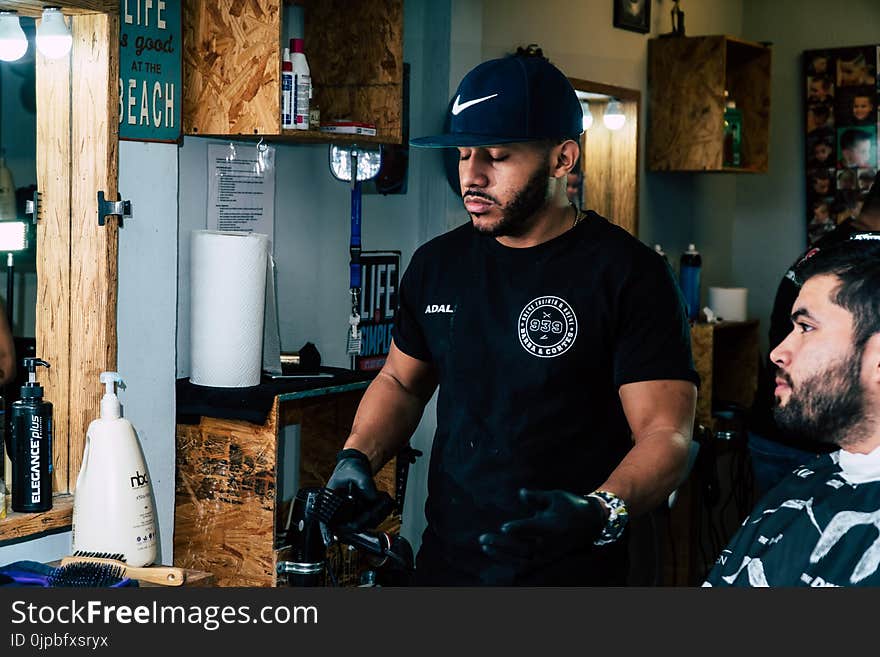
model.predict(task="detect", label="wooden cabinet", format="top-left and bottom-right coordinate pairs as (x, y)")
top-left (174, 381), bottom-right (402, 587)
top-left (689, 320), bottom-right (759, 430)
top-left (648, 35), bottom-right (771, 172)
top-left (182, 0), bottom-right (403, 144)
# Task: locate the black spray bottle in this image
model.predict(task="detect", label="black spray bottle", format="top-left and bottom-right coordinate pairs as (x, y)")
top-left (11, 358), bottom-right (53, 512)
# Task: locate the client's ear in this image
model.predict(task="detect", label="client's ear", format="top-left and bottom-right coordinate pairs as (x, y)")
top-left (862, 332), bottom-right (880, 389)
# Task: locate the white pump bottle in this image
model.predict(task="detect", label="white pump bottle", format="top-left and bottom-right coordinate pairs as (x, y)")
top-left (72, 372), bottom-right (157, 567)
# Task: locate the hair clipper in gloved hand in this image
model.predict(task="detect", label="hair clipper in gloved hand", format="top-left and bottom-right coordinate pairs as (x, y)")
top-left (326, 448), bottom-right (395, 531)
top-left (478, 488), bottom-right (607, 572)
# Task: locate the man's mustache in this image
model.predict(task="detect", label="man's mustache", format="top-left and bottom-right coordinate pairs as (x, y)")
top-left (462, 190), bottom-right (499, 204)
top-left (775, 367), bottom-right (794, 388)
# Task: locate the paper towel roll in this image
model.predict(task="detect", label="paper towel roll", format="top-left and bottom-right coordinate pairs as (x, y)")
top-left (708, 287), bottom-right (748, 322)
top-left (190, 231), bottom-right (269, 387)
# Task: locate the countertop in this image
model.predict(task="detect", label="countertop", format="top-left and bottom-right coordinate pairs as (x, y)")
top-left (176, 367), bottom-right (376, 425)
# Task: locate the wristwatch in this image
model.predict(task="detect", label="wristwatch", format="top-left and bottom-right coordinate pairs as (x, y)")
top-left (585, 490), bottom-right (629, 546)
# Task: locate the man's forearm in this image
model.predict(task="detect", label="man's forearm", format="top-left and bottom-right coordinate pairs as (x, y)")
top-left (343, 370), bottom-right (433, 472)
top-left (598, 429), bottom-right (691, 517)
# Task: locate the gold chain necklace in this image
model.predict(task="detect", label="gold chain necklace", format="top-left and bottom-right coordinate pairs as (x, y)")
top-left (572, 204), bottom-right (585, 229)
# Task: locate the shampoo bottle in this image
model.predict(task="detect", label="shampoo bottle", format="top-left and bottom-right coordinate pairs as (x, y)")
top-left (281, 46), bottom-right (294, 129)
top-left (10, 358), bottom-right (53, 513)
top-left (291, 37), bottom-right (311, 130)
top-left (72, 372), bottom-right (157, 567)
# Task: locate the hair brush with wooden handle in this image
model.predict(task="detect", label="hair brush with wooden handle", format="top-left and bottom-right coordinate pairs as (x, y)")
top-left (61, 552), bottom-right (185, 586)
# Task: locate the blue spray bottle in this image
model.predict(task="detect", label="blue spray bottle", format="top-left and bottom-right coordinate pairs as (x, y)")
top-left (679, 244), bottom-right (702, 322)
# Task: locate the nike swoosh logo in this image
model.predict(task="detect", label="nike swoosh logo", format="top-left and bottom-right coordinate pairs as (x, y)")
top-left (451, 93), bottom-right (499, 115)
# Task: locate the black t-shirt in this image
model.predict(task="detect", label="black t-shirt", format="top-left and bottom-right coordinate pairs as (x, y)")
top-left (393, 211), bottom-right (699, 585)
top-left (704, 449), bottom-right (880, 587)
top-left (749, 220), bottom-right (858, 449)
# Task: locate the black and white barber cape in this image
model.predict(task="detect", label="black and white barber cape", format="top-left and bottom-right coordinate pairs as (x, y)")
top-left (704, 446), bottom-right (880, 587)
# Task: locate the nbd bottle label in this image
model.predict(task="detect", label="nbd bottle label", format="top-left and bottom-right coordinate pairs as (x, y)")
top-left (129, 469), bottom-right (150, 489)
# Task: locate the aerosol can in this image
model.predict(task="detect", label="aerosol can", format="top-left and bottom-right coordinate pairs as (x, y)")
top-left (72, 372), bottom-right (157, 567)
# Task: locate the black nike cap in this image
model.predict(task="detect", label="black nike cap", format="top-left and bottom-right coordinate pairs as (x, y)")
top-left (409, 55), bottom-right (583, 148)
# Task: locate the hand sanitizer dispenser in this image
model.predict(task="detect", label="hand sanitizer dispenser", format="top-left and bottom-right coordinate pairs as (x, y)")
top-left (72, 372), bottom-right (157, 567)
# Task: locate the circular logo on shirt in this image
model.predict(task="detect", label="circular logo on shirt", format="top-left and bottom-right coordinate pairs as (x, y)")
top-left (518, 296), bottom-right (578, 358)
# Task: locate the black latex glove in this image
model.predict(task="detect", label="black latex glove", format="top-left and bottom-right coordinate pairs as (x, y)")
top-left (478, 488), bottom-right (606, 570)
top-left (326, 448), bottom-right (393, 532)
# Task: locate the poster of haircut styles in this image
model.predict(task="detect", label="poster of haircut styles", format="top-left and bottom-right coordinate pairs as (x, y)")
top-left (804, 45), bottom-right (879, 246)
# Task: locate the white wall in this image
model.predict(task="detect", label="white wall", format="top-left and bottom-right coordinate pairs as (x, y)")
top-left (737, 0), bottom-right (880, 354)
top-left (117, 140), bottom-right (179, 564)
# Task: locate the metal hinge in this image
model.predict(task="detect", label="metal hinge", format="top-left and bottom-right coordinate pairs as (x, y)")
top-left (24, 190), bottom-right (40, 224)
top-left (97, 191), bottom-right (131, 227)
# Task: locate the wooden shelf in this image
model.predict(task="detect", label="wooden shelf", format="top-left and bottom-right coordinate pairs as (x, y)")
top-left (648, 35), bottom-right (771, 172)
top-left (0, 494), bottom-right (73, 544)
top-left (182, 0), bottom-right (403, 144)
top-left (189, 129), bottom-right (393, 146)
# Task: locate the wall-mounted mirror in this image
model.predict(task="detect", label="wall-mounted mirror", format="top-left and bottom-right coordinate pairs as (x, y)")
top-left (0, 13), bottom-right (39, 515)
top-left (0, 16), bottom-right (38, 338)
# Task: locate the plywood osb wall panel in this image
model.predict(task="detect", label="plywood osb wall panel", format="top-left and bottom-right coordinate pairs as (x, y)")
top-left (175, 410), bottom-right (278, 587)
top-left (303, 0), bottom-right (403, 142)
top-left (182, 0), bottom-right (281, 135)
top-left (648, 36), bottom-right (726, 171)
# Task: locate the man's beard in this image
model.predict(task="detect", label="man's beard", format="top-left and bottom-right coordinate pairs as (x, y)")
top-left (463, 165), bottom-right (550, 238)
top-left (773, 348), bottom-right (869, 448)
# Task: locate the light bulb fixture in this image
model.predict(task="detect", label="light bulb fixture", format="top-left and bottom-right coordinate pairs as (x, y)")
top-left (581, 100), bottom-right (593, 131)
top-left (603, 99), bottom-right (626, 131)
top-left (36, 7), bottom-right (72, 60)
top-left (0, 11), bottom-right (28, 62)
top-left (0, 221), bottom-right (27, 252)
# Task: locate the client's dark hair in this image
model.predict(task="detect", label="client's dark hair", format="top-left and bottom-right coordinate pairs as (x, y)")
top-left (795, 238), bottom-right (880, 349)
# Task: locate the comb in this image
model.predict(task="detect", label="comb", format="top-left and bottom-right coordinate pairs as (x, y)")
top-left (62, 551), bottom-right (185, 586)
top-left (308, 487), bottom-right (349, 526)
top-left (309, 487), bottom-right (395, 530)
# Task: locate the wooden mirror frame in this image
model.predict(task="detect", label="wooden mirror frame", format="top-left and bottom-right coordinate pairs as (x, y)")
top-left (0, 0), bottom-right (119, 541)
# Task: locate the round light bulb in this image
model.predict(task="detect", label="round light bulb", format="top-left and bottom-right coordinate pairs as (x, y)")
top-left (0, 11), bottom-right (28, 62)
top-left (36, 7), bottom-right (71, 60)
top-left (581, 101), bottom-right (593, 131)
top-left (603, 100), bottom-right (626, 131)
